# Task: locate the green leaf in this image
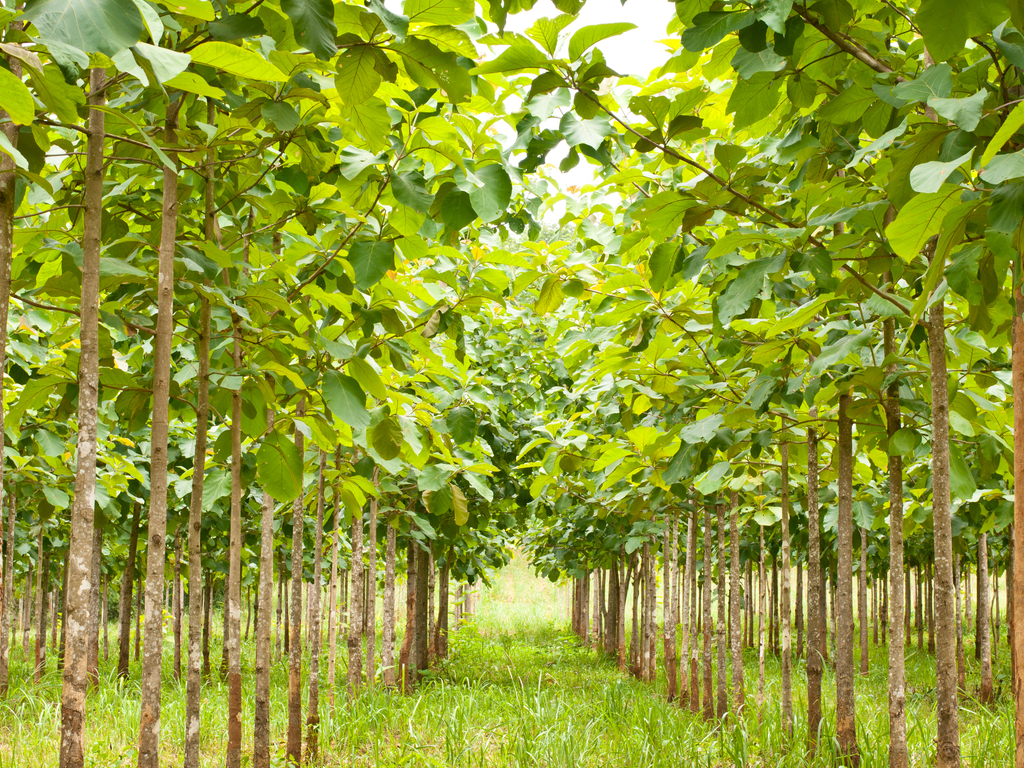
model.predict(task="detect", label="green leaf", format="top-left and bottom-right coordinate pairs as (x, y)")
top-left (731, 47), bottom-right (785, 79)
top-left (348, 240), bottom-right (395, 290)
top-left (892, 64), bottom-right (952, 103)
top-left (818, 85), bottom-right (876, 125)
top-left (322, 371), bottom-right (369, 430)
top-left (164, 71), bottom-right (224, 99)
top-left (472, 42), bottom-right (549, 74)
top-left (681, 11), bottom-right (754, 52)
top-left (680, 414), bottom-right (724, 445)
top-left (909, 149), bottom-right (973, 194)
top-left (949, 443), bottom-right (977, 499)
top-left (367, 0), bottom-right (408, 39)
top-left (157, 0), bottom-right (213, 20)
top-left (786, 71), bottom-right (817, 109)
top-left (717, 252), bottom-right (785, 326)
top-left (927, 90), bottom-right (986, 132)
top-left (535, 276), bottom-right (564, 315)
top-left (391, 171), bottom-right (433, 214)
top-left (335, 45), bottom-right (382, 105)
top-left (726, 71), bottom-right (781, 130)
top-left (189, 41), bottom-right (287, 82)
top-left (695, 460), bottom-right (731, 494)
top-left (208, 14), bottom-right (265, 40)
top-left (281, 0), bottom-right (337, 59)
top-left (261, 101), bottom-right (300, 131)
top-left (441, 189), bottom-right (477, 230)
top-left (568, 22), bottom-right (636, 61)
top-left (917, 0), bottom-right (1008, 61)
top-left (256, 430), bottom-right (304, 502)
top-left (371, 416), bottom-right (404, 461)
top-left (464, 471), bottom-right (493, 502)
top-left (417, 464), bottom-right (452, 492)
top-left (526, 14), bottom-right (573, 55)
top-left (446, 406), bottom-right (476, 445)
top-left (134, 43), bottom-right (190, 83)
top-left (23, 0), bottom-right (145, 57)
top-left (884, 188), bottom-right (961, 261)
top-left (0, 68), bottom-right (34, 125)
top-left (981, 101), bottom-right (1024, 165)
top-left (404, 0), bottom-right (473, 25)
top-left (347, 357), bottom-right (387, 400)
top-left (756, 0), bottom-right (792, 34)
top-left (981, 149), bottom-right (1024, 183)
top-left (468, 164), bottom-right (512, 222)
top-left (559, 112), bottom-right (613, 149)
top-left (647, 242), bottom-right (677, 292)
top-left (451, 483), bottom-right (468, 525)
top-left (889, 427), bottom-right (921, 455)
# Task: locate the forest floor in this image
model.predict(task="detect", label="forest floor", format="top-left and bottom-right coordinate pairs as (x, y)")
top-left (0, 558), bottom-right (1013, 767)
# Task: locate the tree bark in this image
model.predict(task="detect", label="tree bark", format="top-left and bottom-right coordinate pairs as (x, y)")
top-left (413, 545), bottom-right (429, 684)
top-left (252, 403), bottom-right (277, 768)
top-left (383, 518), bottom-right (396, 686)
top-left (956, 559), bottom-right (966, 690)
top-left (173, 530), bottom-right (182, 682)
top-left (688, 511), bottom-right (698, 713)
top-left (86, 522), bottom-right (101, 685)
top-left (306, 452), bottom-right (327, 762)
top-left (885, 311), bottom-right (908, 768)
top-left (1014, 248), bottom-right (1024, 767)
top-left (399, 541), bottom-right (415, 692)
top-left (277, 552), bottom-right (285, 663)
top-left (0, 489), bottom-right (15, 694)
top-left (327, 450), bottom-right (341, 700)
top-left (859, 528), bottom-right (868, 677)
top-left (781, 444), bottom-right (792, 736)
top-left (702, 503), bottom-right (713, 720)
top-left (118, 502), bottom-right (142, 680)
top-left (836, 392), bottom-right (859, 765)
top-left (806, 407), bottom-right (823, 752)
top-left (716, 502), bottom-right (727, 718)
top-left (36, 532), bottom-right (49, 682)
top-left (796, 560), bottom-right (803, 665)
top-left (664, 511), bottom-right (677, 701)
top-left (729, 491), bottom-right (744, 713)
top-left (929, 298), bottom-right (961, 768)
top-left (979, 534), bottom-right (993, 704)
top-left (437, 558), bottom-right (450, 660)
top-left (287, 405), bottom-right (306, 764)
top-left (348, 503), bottom-right (364, 700)
top-left (135, 572), bottom-right (142, 663)
top-left (757, 524), bottom-right (766, 718)
top-left (59, 68), bottom-right (105, 768)
top-left (365, 480), bottom-right (378, 686)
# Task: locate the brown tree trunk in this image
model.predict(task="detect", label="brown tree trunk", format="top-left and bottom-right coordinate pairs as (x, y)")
top-left (688, 515), bottom-right (699, 713)
top-left (928, 560), bottom-right (935, 655)
top-left (729, 491), bottom-right (744, 713)
top-left (36, 533), bottom-right (49, 682)
top-left (173, 530), bottom-right (182, 682)
top-left (326, 451), bottom-right (341, 699)
top-left (383, 519), bottom-right (396, 686)
top-left (796, 560), bottom-right (803, 665)
top-left (287, 407), bottom-right (306, 764)
top-left (956, 558), bottom-right (966, 691)
top-left (781, 444), bottom-right (792, 736)
top-left (757, 524), bottom-right (766, 717)
top-left (413, 545), bottom-right (430, 685)
top-left (716, 502), bottom-right (727, 718)
top-left (437, 559), bottom-right (449, 660)
top-left (979, 534), bottom-right (993, 704)
top-left (58, 68), bottom-right (105, 768)
top-left (202, 570), bottom-right (211, 676)
top-left (135, 572), bottom-right (142, 663)
top-left (306, 452), bottom-right (326, 762)
top-left (917, 567), bottom-right (924, 653)
top-left (118, 502), bottom-right (142, 680)
top-left (399, 542), bottom-right (415, 692)
top-left (641, 543), bottom-right (653, 681)
top-left (618, 554), bottom-right (628, 674)
top-left (859, 528), bottom-right (868, 677)
top-left (348, 502), bottom-right (364, 700)
top-left (365, 482), bottom-right (378, 687)
top-left (807, 407), bottom-right (822, 753)
top-left (701, 502), bottom-right (713, 719)
top-left (664, 511), bottom-right (677, 701)
top-left (0, 489), bottom-right (15, 694)
top-left (86, 522), bottom-right (101, 685)
top-left (1014, 252), bottom-right (1024, 767)
top-left (965, 561), bottom-right (973, 657)
top-left (836, 392), bottom-right (860, 765)
top-left (23, 562), bottom-right (32, 660)
top-left (252, 407), bottom-right (277, 768)
top-left (225, 296), bottom-right (245, 768)
top-left (277, 552), bottom-right (285, 663)
top-left (930, 298), bottom-right (961, 768)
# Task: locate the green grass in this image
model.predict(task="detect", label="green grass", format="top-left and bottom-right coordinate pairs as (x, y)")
top-left (0, 559), bottom-right (1013, 766)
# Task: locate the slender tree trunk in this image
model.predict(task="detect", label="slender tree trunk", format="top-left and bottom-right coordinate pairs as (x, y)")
top-left (86, 523), bottom-right (101, 685)
top-left (994, 569), bottom-right (1001, 667)
top-left (287, 405), bottom-right (306, 764)
top-left (383, 520), bottom-right (396, 686)
top-left (252, 403), bottom-right (277, 768)
top-left (928, 561), bottom-right (935, 655)
top-left (365, 480), bottom-right (378, 687)
top-left (36, 535), bottom-right (50, 682)
top-left (135, 572), bottom-right (142, 663)
top-left (306, 452), bottom-right (326, 762)
top-left (118, 503), bottom-right (141, 680)
top-left (796, 560), bottom-right (803, 664)
top-left (399, 542), bottom-right (415, 692)
top-left (641, 543), bottom-right (653, 681)
top-left (618, 554), bottom-right (629, 674)
top-left (327, 451), bottom-right (341, 699)
top-left (23, 563), bottom-right (32, 660)
top-left (917, 567), bottom-right (924, 653)
top-left (807, 408), bottom-right (822, 752)
top-left (757, 524), bottom-right (766, 718)
top-left (966, 562), bottom-right (973, 657)
top-left (0, 489), bottom-right (15, 694)
top-left (681, 509), bottom-right (694, 709)
top-left (956, 558), bottom-right (966, 691)
top-left (102, 575), bottom-right (109, 661)
top-left (729, 491), bottom-right (744, 713)
top-left (859, 528), bottom-right (868, 677)
top-left (716, 502), bottom-right (727, 718)
top-left (664, 511), bottom-right (677, 701)
top-left (203, 570), bottom-right (211, 676)
top-left (1014, 252), bottom-right (1024, 768)
top-left (689, 515), bottom-right (699, 713)
top-left (413, 545), bottom-right (429, 685)
top-left (59, 69), bottom-right (105, 768)
top-left (437, 560), bottom-right (449, 660)
top-left (428, 552), bottom-right (437, 659)
top-left (348, 503), bottom-right (364, 700)
top-left (929, 298), bottom-right (961, 768)
top-left (836, 392), bottom-right (859, 764)
top-left (979, 534), bottom-right (993, 704)
top-left (781, 444), bottom-right (793, 736)
top-left (702, 503), bottom-right (713, 720)
top-left (277, 553), bottom-right (284, 663)
top-left (173, 530), bottom-right (182, 682)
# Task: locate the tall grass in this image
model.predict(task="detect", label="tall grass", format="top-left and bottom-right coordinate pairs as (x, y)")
top-left (0, 558), bottom-right (1012, 766)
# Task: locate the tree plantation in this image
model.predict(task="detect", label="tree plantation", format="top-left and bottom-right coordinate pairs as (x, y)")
top-left (1, 0), bottom-right (1024, 765)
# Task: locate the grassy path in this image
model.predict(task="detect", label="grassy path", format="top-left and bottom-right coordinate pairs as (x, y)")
top-left (0, 558), bottom-right (1013, 766)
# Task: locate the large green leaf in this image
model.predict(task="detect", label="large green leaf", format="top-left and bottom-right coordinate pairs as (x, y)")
top-left (681, 11), bottom-right (754, 52)
top-left (468, 164), bottom-right (512, 222)
top-left (695, 460), bottom-right (731, 494)
top-left (717, 253), bottom-right (785, 326)
top-left (726, 71), bottom-right (781, 130)
top-left (446, 406), bottom-right (476, 445)
top-left (371, 416), bottom-right (404, 461)
top-left (404, 0), bottom-right (473, 24)
top-left (472, 42), bottom-right (549, 74)
top-left (916, 0), bottom-right (1008, 61)
top-left (567, 22), bottom-right (636, 61)
top-left (981, 149), bottom-right (1024, 184)
top-left (928, 90), bottom-right (986, 132)
top-left (981, 101), bottom-right (1024, 165)
top-left (392, 171), bottom-right (433, 213)
top-left (949, 444), bottom-right (977, 499)
top-left (322, 371), bottom-right (369, 430)
top-left (24, 0), bottom-right (145, 57)
top-left (335, 45), bottom-right (382, 105)
top-left (281, 0), bottom-right (337, 60)
top-left (189, 41), bottom-right (287, 82)
top-left (347, 356), bottom-right (387, 400)
top-left (909, 150), bottom-right (973, 194)
top-left (348, 240), bottom-right (395, 290)
top-left (256, 430), bottom-right (304, 502)
top-left (559, 113), bottom-right (613, 149)
top-left (0, 68), bottom-right (34, 125)
top-left (884, 188), bottom-right (961, 261)
top-left (441, 189), bottom-right (477, 230)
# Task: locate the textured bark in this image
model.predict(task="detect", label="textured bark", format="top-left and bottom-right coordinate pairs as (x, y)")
top-left (23, 563), bottom-right (31, 660)
top-left (277, 553), bottom-right (284, 663)
top-left (929, 298), bottom-right (961, 768)
top-left (1014, 260), bottom-right (1024, 768)
top-left (780, 444), bottom-right (792, 736)
top-left (59, 69), bottom-right (105, 768)
top-left (428, 553), bottom-right (437, 657)
top-left (916, 567), bottom-right (924, 652)
top-left (716, 503), bottom-right (727, 718)
top-left (806, 408), bottom-right (823, 753)
top-left (118, 502), bottom-right (142, 680)
top-left (306, 452), bottom-right (327, 762)
top-left (702, 503), bottom-right (713, 720)
top-left (956, 559), bottom-right (966, 691)
top-left (796, 561), bottom-right (803, 664)
top-left (757, 524), bottom-right (766, 717)
top-left (859, 528), bottom-right (868, 677)
top-left (399, 543), bottom-right (415, 691)
top-left (436, 560), bottom-right (449, 660)
top-left (729, 491), bottom-right (744, 713)
top-left (86, 523), bottom-right (101, 685)
top-left (0, 490), bottom-right (15, 694)
top-left (885, 311), bottom-right (908, 768)
top-left (641, 543), bottom-right (653, 681)
top-left (413, 545), bottom-right (430, 684)
top-left (979, 534), bottom-right (993, 704)
top-left (664, 511), bottom-right (677, 701)
top-left (688, 510), bottom-right (699, 713)
top-left (36, 531), bottom-right (49, 682)
top-left (836, 392), bottom-right (859, 765)
top-left (348, 504), bottom-right (364, 699)
top-left (617, 553), bottom-right (628, 674)
top-left (202, 570), bottom-right (211, 676)
top-left (629, 557), bottom-right (639, 675)
top-left (365, 479), bottom-right (378, 687)
top-left (253, 407), bottom-right (277, 768)
top-left (173, 531), bottom-right (182, 682)
top-left (605, 562), bottom-right (619, 659)
top-left (383, 520), bottom-right (396, 686)
top-left (135, 572), bottom-right (142, 663)
top-left (326, 451), bottom-right (341, 699)
top-left (928, 561), bottom-right (935, 655)
top-left (287, 405), bottom-right (306, 764)
top-left (225, 289), bottom-right (245, 768)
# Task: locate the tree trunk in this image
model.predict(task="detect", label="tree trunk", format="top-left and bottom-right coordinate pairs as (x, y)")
top-left (0, 489), bottom-right (15, 694)
top-left (306, 452), bottom-right (326, 762)
top-left (688, 514), bottom-right (699, 713)
top-left (86, 522), bottom-right (101, 685)
top-left (118, 502), bottom-right (142, 680)
top-left (287, 406), bottom-right (306, 764)
top-left (781, 444), bottom-right (792, 736)
top-left (277, 552), bottom-right (284, 663)
top-left (399, 542), bottom-right (415, 692)
top-left (956, 558), bottom-right (966, 691)
top-left (202, 570), bottom-right (211, 677)
top-left (327, 451), bottom-right (341, 700)
top-left (806, 407), bottom-right (822, 752)
top-left (348, 502), bottom-right (364, 700)
top-left (413, 545), bottom-right (429, 685)
top-left (757, 524), bottom-right (766, 718)
top-left (36, 534), bottom-right (49, 682)
top-left (23, 562), bottom-right (31, 661)
top-left (859, 528), bottom-right (868, 677)
top-left (253, 407), bottom-right (277, 768)
top-left (836, 392), bottom-right (860, 765)
top-left (136, 106), bottom-right (179, 768)
top-left (796, 560), bottom-right (803, 665)
top-left (1015, 250), bottom-right (1024, 768)
top-left (365, 481), bottom-right (378, 687)
top-left (225, 295), bottom-right (245, 768)
top-left (630, 556), bottom-right (640, 676)
top-left (729, 491), bottom-right (744, 713)
top-left (716, 502), bottom-right (727, 718)
top-left (437, 559), bottom-right (449, 660)
top-left (929, 298), bottom-right (961, 768)
top-left (135, 572), bottom-right (142, 663)
top-left (617, 555), bottom-right (627, 673)
top-left (173, 530), bottom-right (182, 682)
top-left (383, 519), bottom-right (396, 686)
top-left (928, 560), bottom-right (935, 655)
top-left (979, 534), bottom-right (993, 704)
top-left (664, 511), bottom-right (677, 701)
top-left (700, 503), bottom-right (713, 719)
top-left (641, 543), bottom-right (653, 681)
top-left (58, 68), bottom-right (105, 768)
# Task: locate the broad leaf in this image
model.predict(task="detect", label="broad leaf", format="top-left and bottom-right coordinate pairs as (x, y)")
top-left (281, 0), bottom-right (337, 60)
top-left (256, 431), bottom-right (303, 502)
top-left (322, 371), bottom-right (369, 430)
top-left (468, 164), bottom-right (512, 222)
top-left (24, 0), bottom-right (145, 57)
top-left (348, 240), bottom-right (395, 290)
top-left (189, 41), bottom-right (287, 82)
top-left (567, 22), bottom-right (636, 61)
top-left (371, 416), bottom-right (404, 461)
top-left (446, 406), bottom-right (476, 445)
top-left (451, 483), bottom-right (468, 525)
